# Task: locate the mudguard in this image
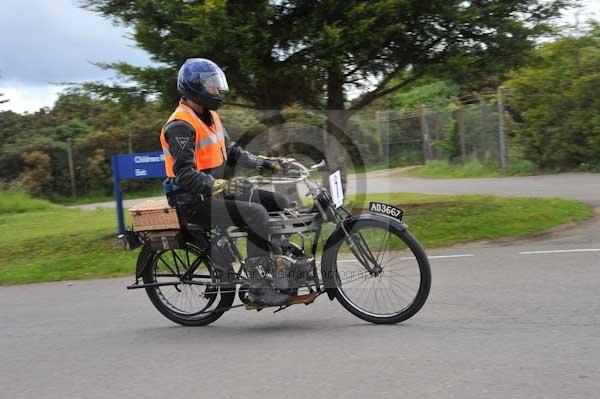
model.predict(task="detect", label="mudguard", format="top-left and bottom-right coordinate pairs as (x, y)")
top-left (321, 212), bottom-right (408, 300)
top-left (135, 244), bottom-right (156, 280)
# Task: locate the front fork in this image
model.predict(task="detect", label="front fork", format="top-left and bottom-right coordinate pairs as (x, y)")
top-left (337, 213), bottom-right (383, 277)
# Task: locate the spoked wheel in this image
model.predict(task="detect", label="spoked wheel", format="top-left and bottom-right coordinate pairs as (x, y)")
top-left (331, 220), bottom-right (431, 324)
top-left (141, 244), bottom-right (235, 326)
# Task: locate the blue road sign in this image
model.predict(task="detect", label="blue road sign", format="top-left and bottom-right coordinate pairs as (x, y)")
top-left (111, 151), bottom-right (166, 234)
top-left (114, 152), bottom-right (167, 180)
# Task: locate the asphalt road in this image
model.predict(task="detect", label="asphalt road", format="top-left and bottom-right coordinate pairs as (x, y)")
top-left (3, 173), bottom-right (600, 399)
top-left (352, 171), bottom-right (600, 206)
top-left (75, 171), bottom-right (600, 210)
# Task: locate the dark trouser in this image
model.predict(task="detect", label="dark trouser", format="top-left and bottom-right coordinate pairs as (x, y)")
top-left (183, 189), bottom-right (290, 258)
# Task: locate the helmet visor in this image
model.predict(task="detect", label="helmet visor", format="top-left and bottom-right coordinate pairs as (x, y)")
top-left (198, 69), bottom-right (229, 96)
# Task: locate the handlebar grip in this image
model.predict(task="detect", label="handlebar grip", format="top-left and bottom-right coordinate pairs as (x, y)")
top-left (286, 169), bottom-right (302, 178)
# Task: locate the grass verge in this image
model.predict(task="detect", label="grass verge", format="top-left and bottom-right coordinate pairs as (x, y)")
top-left (0, 192), bottom-right (592, 285)
top-left (49, 185), bottom-right (164, 206)
top-left (0, 189), bottom-right (57, 214)
top-left (350, 193), bottom-right (591, 248)
top-left (400, 160), bottom-right (537, 179)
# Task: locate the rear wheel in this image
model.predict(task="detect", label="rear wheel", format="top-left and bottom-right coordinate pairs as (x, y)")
top-left (141, 244), bottom-right (235, 326)
top-left (330, 220), bottom-right (431, 324)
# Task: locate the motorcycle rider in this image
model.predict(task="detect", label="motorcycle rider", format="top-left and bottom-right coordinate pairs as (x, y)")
top-left (160, 58), bottom-right (292, 306)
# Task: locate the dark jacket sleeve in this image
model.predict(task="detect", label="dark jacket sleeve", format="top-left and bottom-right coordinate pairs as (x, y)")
top-left (164, 120), bottom-right (215, 196)
top-left (225, 128), bottom-right (265, 169)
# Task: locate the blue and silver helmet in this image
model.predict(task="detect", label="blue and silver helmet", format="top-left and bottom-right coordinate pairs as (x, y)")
top-left (177, 58), bottom-right (229, 110)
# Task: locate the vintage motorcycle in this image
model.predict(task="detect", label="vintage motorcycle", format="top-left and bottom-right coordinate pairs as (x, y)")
top-left (122, 160), bottom-right (431, 326)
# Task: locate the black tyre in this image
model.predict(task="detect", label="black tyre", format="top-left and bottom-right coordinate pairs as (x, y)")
top-left (141, 244), bottom-right (235, 326)
top-left (330, 219), bottom-right (431, 324)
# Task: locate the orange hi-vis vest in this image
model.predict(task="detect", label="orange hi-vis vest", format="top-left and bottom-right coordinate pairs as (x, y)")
top-left (160, 101), bottom-right (227, 178)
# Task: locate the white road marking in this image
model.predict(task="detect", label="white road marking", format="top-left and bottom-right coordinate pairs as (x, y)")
top-left (427, 254), bottom-right (475, 260)
top-left (337, 254), bottom-right (474, 263)
top-left (520, 249), bottom-right (600, 255)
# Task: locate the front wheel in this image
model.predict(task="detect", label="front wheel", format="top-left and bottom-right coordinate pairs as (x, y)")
top-left (328, 219), bottom-right (431, 324)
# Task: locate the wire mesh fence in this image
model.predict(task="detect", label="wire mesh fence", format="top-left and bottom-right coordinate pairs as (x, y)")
top-left (376, 88), bottom-right (510, 167)
top-left (43, 88), bottom-right (514, 198)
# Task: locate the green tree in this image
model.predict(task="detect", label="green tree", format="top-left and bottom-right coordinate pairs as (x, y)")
top-left (83, 0), bottom-right (570, 174)
top-left (381, 80), bottom-right (461, 111)
top-left (0, 90), bottom-right (167, 197)
top-left (506, 25), bottom-right (600, 169)
top-left (81, 1), bottom-right (320, 111)
top-left (0, 110), bottom-right (26, 144)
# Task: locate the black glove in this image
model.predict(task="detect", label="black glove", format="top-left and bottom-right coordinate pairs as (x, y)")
top-left (212, 177), bottom-right (253, 198)
top-left (280, 159), bottom-right (304, 175)
top-left (259, 156), bottom-right (284, 173)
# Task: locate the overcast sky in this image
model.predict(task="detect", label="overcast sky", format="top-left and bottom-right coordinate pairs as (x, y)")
top-left (0, 0), bottom-right (598, 114)
top-left (0, 0), bottom-right (153, 113)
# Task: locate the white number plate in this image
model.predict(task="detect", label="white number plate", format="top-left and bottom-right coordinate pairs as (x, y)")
top-left (369, 202), bottom-right (403, 220)
top-left (329, 171), bottom-right (344, 209)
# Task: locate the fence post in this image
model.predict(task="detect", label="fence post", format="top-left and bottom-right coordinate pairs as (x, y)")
top-left (419, 104), bottom-right (433, 162)
top-left (67, 138), bottom-right (76, 197)
top-left (474, 91), bottom-right (486, 161)
top-left (497, 86), bottom-right (508, 168)
top-left (431, 112), bottom-right (441, 159)
top-left (456, 103), bottom-right (466, 162)
top-left (375, 110), bottom-right (384, 160)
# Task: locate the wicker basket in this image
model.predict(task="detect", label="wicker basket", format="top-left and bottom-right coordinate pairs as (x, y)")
top-left (128, 199), bottom-right (180, 232)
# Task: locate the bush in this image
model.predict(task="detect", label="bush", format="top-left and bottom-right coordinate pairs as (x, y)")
top-left (18, 151), bottom-right (54, 196)
top-left (506, 26), bottom-right (600, 169)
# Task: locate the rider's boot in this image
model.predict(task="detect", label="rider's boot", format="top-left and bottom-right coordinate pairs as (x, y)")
top-left (245, 256), bottom-right (291, 307)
